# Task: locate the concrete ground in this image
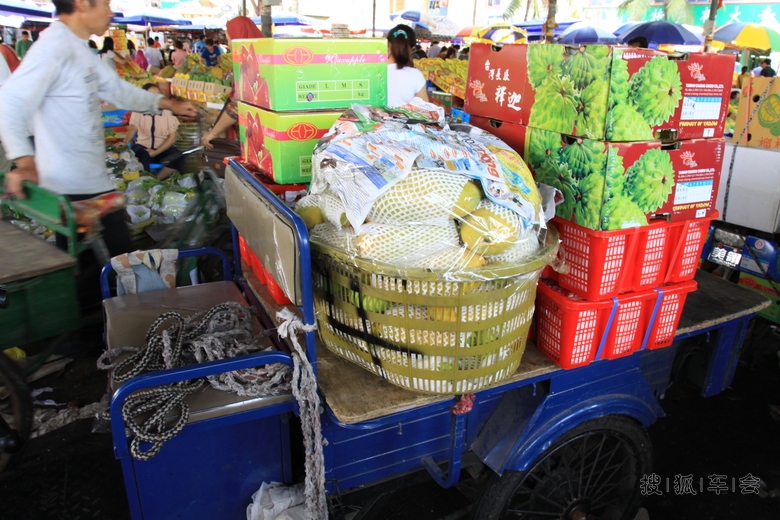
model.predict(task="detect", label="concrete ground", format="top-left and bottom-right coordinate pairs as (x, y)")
top-left (1, 322), bottom-right (779, 520)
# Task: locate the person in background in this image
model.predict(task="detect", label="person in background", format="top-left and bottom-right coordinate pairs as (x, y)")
top-left (181, 37), bottom-right (191, 52)
top-left (427, 40), bottom-right (441, 58)
top-left (0, 0), bottom-right (197, 257)
top-left (134, 39), bottom-right (148, 70)
top-left (126, 39), bottom-right (137, 60)
top-left (123, 83), bottom-right (184, 180)
top-left (153, 36), bottom-right (161, 48)
top-left (760, 58), bottom-right (776, 77)
top-left (193, 34), bottom-right (206, 53)
top-left (627, 36), bottom-right (648, 48)
top-left (170, 40), bottom-right (187, 68)
top-left (452, 44), bottom-right (461, 58)
top-left (442, 47), bottom-right (457, 60)
top-left (15, 30), bottom-right (32, 59)
top-left (0, 47), bottom-right (17, 173)
top-left (200, 37), bottom-right (220, 67)
top-left (459, 46), bottom-right (469, 60)
top-left (144, 36), bottom-right (164, 72)
top-left (202, 16), bottom-right (263, 149)
top-left (437, 45), bottom-right (448, 58)
top-left (737, 66), bottom-right (750, 88)
top-left (98, 36), bottom-right (128, 72)
top-left (412, 44), bottom-right (426, 60)
top-left (386, 24), bottom-right (428, 107)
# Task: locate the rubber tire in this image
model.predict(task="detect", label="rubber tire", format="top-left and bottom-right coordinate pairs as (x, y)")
top-left (0, 351), bottom-right (33, 472)
top-left (472, 415), bottom-right (652, 520)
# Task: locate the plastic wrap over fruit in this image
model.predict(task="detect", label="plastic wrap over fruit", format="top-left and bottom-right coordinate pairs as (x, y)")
top-left (296, 100), bottom-right (558, 280)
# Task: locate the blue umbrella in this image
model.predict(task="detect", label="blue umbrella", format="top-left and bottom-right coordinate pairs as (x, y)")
top-left (113, 13), bottom-right (191, 26)
top-left (0, 0), bottom-right (52, 18)
top-left (390, 10), bottom-right (436, 30)
top-left (614, 21), bottom-right (641, 37)
top-left (558, 22), bottom-right (619, 44)
top-left (619, 21), bottom-right (701, 45)
top-left (251, 12), bottom-right (320, 26)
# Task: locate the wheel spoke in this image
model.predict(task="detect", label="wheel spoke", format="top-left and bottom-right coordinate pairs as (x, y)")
top-left (584, 441), bottom-right (624, 497)
top-left (559, 442), bottom-right (578, 501)
top-left (584, 433), bottom-right (608, 493)
top-left (505, 508), bottom-right (562, 517)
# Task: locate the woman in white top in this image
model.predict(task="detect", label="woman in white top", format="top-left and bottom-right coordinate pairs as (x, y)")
top-left (386, 24), bottom-right (429, 107)
top-left (98, 37), bottom-right (127, 72)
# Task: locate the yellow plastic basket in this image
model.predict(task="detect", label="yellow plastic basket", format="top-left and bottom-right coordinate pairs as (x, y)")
top-left (311, 227), bottom-right (559, 395)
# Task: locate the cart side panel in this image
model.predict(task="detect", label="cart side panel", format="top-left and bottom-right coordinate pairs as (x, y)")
top-left (131, 413), bottom-right (291, 520)
top-left (473, 356), bottom-right (664, 475)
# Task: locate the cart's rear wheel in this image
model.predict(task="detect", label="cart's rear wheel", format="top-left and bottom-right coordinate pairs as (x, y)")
top-left (0, 351), bottom-right (33, 472)
top-left (472, 416), bottom-right (651, 520)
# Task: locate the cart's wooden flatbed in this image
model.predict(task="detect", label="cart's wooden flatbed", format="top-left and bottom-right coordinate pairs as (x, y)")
top-left (249, 267), bottom-right (770, 424)
top-left (0, 219), bottom-right (76, 284)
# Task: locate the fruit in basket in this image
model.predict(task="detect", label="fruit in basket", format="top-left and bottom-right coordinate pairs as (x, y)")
top-left (559, 138), bottom-right (605, 180)
top-left (529, 76), bottom-right (579, 135)
top-left (485, 235), bottom-right (541, 265)
top-left (320, 191), bottom-right (349, 227)
top-left (350, 291), bottom-right (391, 313)
top-left (296, 206), bottom-right (325, 231)
top-left (209, 66), bottom-right (224, 79)
top-left (311, 223), bottom-right (357, 252)
top-left (526, 128), bottom-right (564, 171)
top-left (575, 78), bottom-right (608, 139)
top-left (605, 104), bottom-right (654, 141)
top-left (625, 148), bottom-right (675, 212)
top-left (562, 45), bottom-right (610, 91)
top-left (602, 195), bottom-right (647, 230)
top-left (628, 56), bottom-right (682, 126)
top-left (573, 173), bottom-right (605, 229)
top-left (356, 222), bottom-right (460, 264)
top-left (533, 161), bottom-right (576, 220)
top-left (609, 56), bottom-right (630, 109)
top-left (527, 44), bottom-right (565, 90)
top-left (368, 169), bottom-right (481, 225)
top-left (159, 66), bottom-right (176, 78)
top-left (411, 245), bottom-right (486, 271)
top-left (460, 200), bottom-right (524, 256)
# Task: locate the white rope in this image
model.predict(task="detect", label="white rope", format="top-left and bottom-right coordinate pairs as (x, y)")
top-left (99, 303), bottom-right (292, 460)
top-left (275, 308), bottom-right (327, 520)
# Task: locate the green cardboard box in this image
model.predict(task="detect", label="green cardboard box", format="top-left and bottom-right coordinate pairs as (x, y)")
top-left (232, 38), bottom-right (388, 112)
top-left (238, 102), bottom-right (340, 184)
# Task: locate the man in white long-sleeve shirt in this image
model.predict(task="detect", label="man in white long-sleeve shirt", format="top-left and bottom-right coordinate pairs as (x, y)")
top-left (0, 0), bottom-right (197, 255)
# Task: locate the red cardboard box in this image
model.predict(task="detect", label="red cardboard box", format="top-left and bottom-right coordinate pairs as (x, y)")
top-left (510, 125), bottom-right (724, 230)
top-left (465, 44), bottom-right (734, 141)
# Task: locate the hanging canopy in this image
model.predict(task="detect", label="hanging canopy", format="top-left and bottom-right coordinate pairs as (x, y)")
top-left (0, 0), bottom-right (52, 18)
top-left (250, 12), bottom-right (320, 27)
top-left (390, 10), bottom-right (436, 31)
top-left (113, 11), bottom-right (191, 27)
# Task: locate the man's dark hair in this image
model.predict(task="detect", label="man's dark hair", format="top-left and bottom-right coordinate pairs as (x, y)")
top-left (21, 30), bottom-right (28, 36)
top-left (141, 83), bottom-right (158, 91)
top-left (762, 58), bottom-right (772, 66)
top-left (199, 35), bottom-right (205, 41)
top-left (175, 40), bottom-right (183, 50)
top-left (52, 0), bottom-right (95, 15)
top-left (627, 36), bottom-right (648, 48)
top-left (205, 38), bottom-right (214, 46)
top-left (147, 37), bottom-right (155, 46)
top-left (154, 36), bottom-right (160, 41)
top-left (741, 66), bottom-right (748, 73)
top-left (88, 39), bottom-right (97, 49)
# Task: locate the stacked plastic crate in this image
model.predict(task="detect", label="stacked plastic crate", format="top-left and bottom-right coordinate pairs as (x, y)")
top-left (230, 37), bottom-right (388, 303)
top-left (465, 43), bottom-right (735, 368)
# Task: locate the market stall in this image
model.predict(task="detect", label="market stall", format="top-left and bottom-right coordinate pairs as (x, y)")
top-left (4, 12), bottom-right (777, 516)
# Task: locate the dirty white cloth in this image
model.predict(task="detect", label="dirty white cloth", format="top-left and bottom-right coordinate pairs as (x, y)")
top-left (111, 249), bottom-right (179, 295)
top-left (247, 481), bottom-right (307, 520)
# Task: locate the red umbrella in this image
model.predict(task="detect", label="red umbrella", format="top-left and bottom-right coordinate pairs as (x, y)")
top-left (456, 25), bottom-right (483, 39)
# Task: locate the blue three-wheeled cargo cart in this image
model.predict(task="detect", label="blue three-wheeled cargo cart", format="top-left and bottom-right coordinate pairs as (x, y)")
top-left (102, 161), bottom-right (770, 520)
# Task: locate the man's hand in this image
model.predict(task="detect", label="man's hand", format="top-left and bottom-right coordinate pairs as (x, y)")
top-left (160, 98), bottom-right (198, 121)
top-left (3, 156), bottom-right (38, 200)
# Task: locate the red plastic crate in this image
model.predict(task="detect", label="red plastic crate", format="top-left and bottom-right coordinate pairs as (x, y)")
top-left (553, 212), bottom-right (716, 301)
top-left (265, 269), bottom-right (292, 305)
top-left (535, 279), bottom-right (698, 369)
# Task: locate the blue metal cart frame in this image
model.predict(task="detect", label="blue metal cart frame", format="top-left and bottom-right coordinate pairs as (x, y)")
top-left (107, 161), bottom-right (770, 519)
